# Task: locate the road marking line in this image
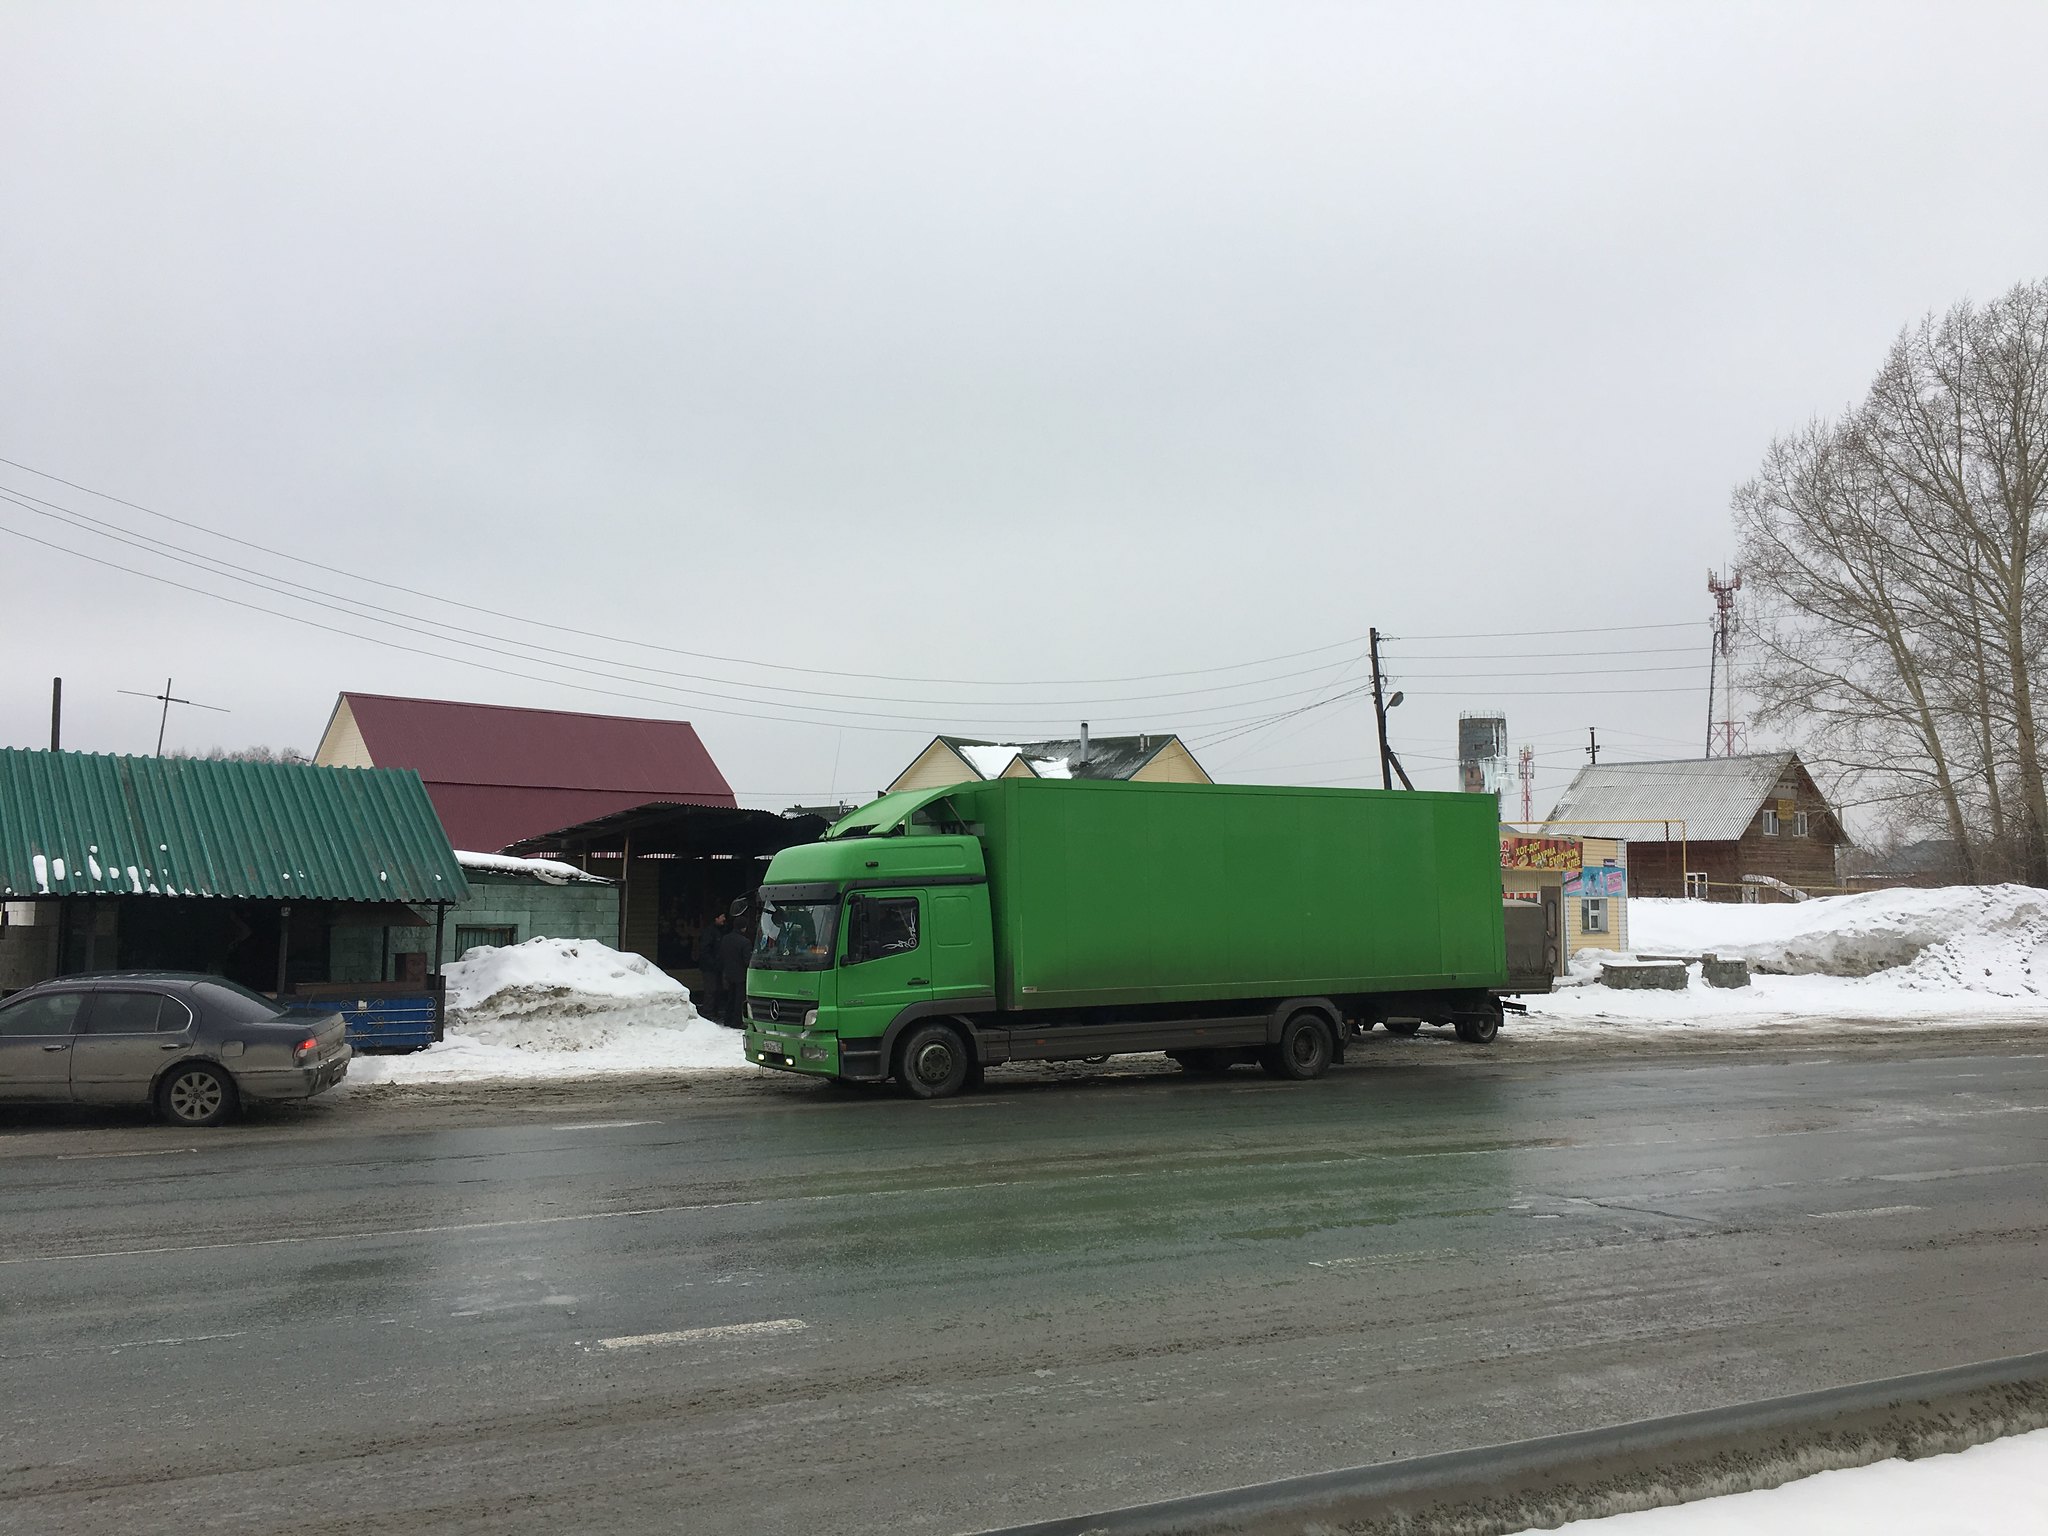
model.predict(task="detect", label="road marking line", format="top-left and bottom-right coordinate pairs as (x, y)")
top-left (553, 1121), bottom-right (657, 1131)
top-left (1309, 1248), bottom-right (1457, 1270)
top-left (1809, 1204), bottom-right (1926, 1220)
top-left (110, 1330), bottom-right (247, 1350)
top-left (55, 1148), bottom-right (196, 1161)
top-left (598, 1318), bottom-right (807, 1350)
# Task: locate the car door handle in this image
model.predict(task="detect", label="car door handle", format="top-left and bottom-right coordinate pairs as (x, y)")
top-left (907, 978), bottom-right (929, 987)
top-left (42, 1043), bottom-right (69, 1052)
top-left (159, 1042), bottom-right (183, 1050)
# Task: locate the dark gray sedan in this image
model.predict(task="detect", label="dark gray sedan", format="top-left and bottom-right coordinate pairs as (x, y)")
top-left (0, 973), bottom-right (350, 1126)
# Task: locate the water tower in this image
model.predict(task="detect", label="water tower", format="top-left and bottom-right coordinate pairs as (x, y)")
top-left (1458, 712), bottom-right (1508, 814)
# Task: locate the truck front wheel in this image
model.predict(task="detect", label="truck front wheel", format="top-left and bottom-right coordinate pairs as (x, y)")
top-left (1261, 1013), bottom-right (1334, 1081)
top-left (897, 1022), bottom-right (973, 1099)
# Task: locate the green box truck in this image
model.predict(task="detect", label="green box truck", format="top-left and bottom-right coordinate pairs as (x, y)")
top-left (740, 777), bottom-right (1536, 1098)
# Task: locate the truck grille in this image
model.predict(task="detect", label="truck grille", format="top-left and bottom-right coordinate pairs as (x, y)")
top-left (747, 995), bottom-right (809, 1025)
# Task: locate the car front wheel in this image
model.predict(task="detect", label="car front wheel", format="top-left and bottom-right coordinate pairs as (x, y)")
top-left (157, 1062), bottom-right (238, 1127)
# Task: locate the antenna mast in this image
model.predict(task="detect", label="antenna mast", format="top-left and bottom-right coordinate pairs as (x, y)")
top-left (119, 677), bottom-right (231, 756)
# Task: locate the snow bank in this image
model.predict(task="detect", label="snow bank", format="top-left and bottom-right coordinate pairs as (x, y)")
top-left (1526, 882), bottom-right (2048, 1029)
top-left (1632, 884), bottom-right (2048, 981)
top-left (1514, 1424), bottom-right (2048, 1534)
top-left (347, 938), bottom-right (748, 1085)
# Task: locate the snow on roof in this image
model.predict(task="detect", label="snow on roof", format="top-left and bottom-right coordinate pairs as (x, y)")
top-left (1544, 752), bottom-right (1804, 842)
top-left (941, 734), bottom-right (1176, 782)
top-left (455, 850), bottom-right (612, 885)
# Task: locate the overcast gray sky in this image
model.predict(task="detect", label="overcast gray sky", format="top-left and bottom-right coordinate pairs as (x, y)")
top-left (5, 1), bottom-right (2044, 819)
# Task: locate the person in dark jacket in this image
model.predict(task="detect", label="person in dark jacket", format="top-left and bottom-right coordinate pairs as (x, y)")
top-left (715, 919), bottom-right (753, 1027)
top-left (697, 912), bottom-right (728, 1021)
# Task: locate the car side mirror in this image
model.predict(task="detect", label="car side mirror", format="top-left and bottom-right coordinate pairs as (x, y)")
top-left (729, 897), bottom-right (751, 919)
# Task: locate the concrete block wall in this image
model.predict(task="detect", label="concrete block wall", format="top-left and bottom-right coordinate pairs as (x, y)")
top-left (325, 874), bottom-right (620, 982)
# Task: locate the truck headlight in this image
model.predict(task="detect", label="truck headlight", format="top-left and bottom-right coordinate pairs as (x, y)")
top-left (800, 1044), bottom-right (829, 1062)
top-left (804, 1010), bottom-right (818, 1028)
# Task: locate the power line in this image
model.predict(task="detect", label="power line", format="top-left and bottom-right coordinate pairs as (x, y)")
top-left (1388, 621), bottom-right (1706, 640)
top-left (0, 457), bottom-right (1377, 688)
top-left (0, 485), bottom-right (1375, 713)
top-left (0, 520), bottom-right (1414, 740)
top-left (0, 503), bottom-right (1387, 727)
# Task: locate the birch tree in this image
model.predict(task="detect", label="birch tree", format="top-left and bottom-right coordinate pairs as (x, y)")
top-left (1735, 277), bottom-right (2048, 886)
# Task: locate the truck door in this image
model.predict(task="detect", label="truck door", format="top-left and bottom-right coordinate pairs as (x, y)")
top-left (837, 891), bottom-right (934, 1045)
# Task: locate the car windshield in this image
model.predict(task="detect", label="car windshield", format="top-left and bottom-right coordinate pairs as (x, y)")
top-left (751, 898), bottom-right (840, 972)
top-left (194, 979), bottom-right (291, 1021)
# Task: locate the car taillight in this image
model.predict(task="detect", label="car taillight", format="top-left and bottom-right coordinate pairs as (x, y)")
top-left (294, 1037), bottom-right (320, 1062)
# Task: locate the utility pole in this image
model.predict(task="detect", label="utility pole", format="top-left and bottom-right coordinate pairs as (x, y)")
top-left (49, 677), bottom-right (61, 751)
top-left (1587, 727), bottom-right (1600, 765)
top-left (1369, 629), bottom-right (1391, 790)
top-left (1367, 629), bottom-right (1414, 791)
top-left (1707, 569), bottom-right (1744, 758)
top-left (119, 678), bottom-right (229, 756)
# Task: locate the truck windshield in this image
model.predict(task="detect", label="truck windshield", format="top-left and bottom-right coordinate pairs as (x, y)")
top-left (752, 898), bottom-right (840, 971)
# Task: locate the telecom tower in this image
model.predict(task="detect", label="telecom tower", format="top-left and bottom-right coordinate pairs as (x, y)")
top-left (1516, 745), bottom-right (1535, 822)
top-left (1706, 569), bottom-right (1746, 758)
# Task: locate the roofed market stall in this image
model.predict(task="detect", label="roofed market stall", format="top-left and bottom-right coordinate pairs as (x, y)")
top-left (0, 749), bottom-right (469, 1047)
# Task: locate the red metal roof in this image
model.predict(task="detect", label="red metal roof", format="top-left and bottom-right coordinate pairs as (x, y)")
top-left (335, 694), bottom-right (735, 853)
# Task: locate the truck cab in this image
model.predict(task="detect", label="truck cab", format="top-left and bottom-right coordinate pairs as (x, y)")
top-left (742, 790), bottom-right (993, 1085)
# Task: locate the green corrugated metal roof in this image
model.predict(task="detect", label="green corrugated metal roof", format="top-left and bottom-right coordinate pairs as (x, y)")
top-left (0, 749), bottom-right (470, 903)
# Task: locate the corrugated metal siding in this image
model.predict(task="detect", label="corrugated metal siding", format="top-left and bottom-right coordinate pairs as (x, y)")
top-left (0, 750), bottom-right (470, 903)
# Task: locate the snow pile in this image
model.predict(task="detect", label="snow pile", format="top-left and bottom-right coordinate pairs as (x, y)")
top-left (1633, 884), bottom-right (2048, 980)
top-left (444, 936), bottom-right (686, 1022)
top-left (1515, 1424), bottom-right (2048, 1534)
top-left (348, 937), bottom-right (748, 1085)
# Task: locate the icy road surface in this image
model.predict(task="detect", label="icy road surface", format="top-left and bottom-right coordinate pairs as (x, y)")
top-left (2, 1029), bottom-right (2044, 1534)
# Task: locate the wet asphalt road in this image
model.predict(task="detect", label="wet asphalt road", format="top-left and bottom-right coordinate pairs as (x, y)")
top-left (3, 1030), bottom-right (2046, 1536)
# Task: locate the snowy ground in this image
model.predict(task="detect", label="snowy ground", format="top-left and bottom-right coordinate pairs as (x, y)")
top-left (1512, 1425), bottom-right (2048, 1534)
top-left (1526, 884), bottom-right (2048, 1032)
top-left (347, 937), bottom-right (746, 1085)
top-left (342, 886), bottom-right (2048, 1086)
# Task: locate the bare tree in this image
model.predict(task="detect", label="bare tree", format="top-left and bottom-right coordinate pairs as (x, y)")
top-left (169, 745), bottom-right (311, 765)
top-left (1736, 277), bottom-right (2048, 886)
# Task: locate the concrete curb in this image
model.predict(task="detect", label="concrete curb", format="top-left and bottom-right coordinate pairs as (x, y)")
top-left (970, 1350), bottom-right (2048, 1536)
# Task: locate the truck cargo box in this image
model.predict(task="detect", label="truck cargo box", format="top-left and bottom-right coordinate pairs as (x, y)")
top-left (951, 778), bottom-right (1507, 1011)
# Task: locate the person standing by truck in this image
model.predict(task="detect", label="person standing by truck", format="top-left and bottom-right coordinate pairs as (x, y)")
top-left (716, 915), bottom-right (752, 1027)
top-left (696, 911), bottom-right (730, 1024)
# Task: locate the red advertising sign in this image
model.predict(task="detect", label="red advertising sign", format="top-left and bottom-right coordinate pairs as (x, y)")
top-left (1501, 834), bottom-right (1582, 871)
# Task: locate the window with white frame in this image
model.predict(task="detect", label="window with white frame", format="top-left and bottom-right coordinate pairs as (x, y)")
top-left (1685, 871), bottom-right (1709, 899)
top-left (1795, 811), bottom-right (1810, 837)
top-left (1580, 897), bottom-right (1608, 934)
top-left (1762, 808), bottom-right (1781, 835)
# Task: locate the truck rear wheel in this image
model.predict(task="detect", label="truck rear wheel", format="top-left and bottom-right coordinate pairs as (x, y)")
top-left (1261, 1013), bottom-right (1333, 1080)
top-left (897, 1022), bottom-right (972, 1099)
top-left (1454, 1007), bottom-right (1502, 1044)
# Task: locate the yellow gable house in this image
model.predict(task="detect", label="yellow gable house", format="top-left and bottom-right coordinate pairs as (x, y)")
top-left (889, 732), bottom-right (1213, 794)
